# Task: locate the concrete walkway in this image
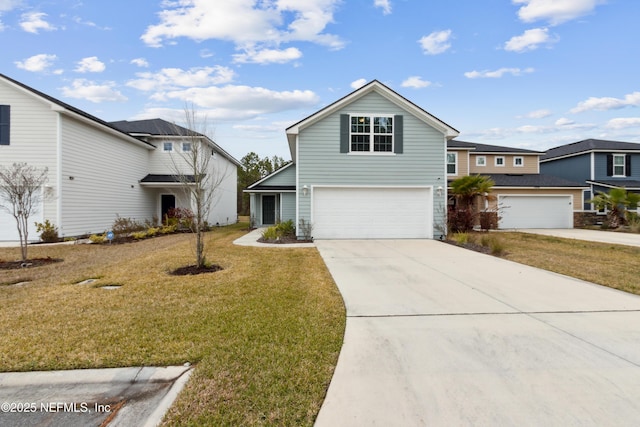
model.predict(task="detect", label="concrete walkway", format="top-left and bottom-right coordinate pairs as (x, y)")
top-left (0, 365), bottom-right (192, 426)
top-left (315, 239), bottom-right (640, 426)
top-left (233, 227), bottom-right (315, 248)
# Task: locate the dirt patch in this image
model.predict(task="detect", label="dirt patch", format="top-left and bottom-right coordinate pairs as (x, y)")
top-left (169, 264), bottom-right (224, 276)
top-left (0, 257), bottom-right (63, 270)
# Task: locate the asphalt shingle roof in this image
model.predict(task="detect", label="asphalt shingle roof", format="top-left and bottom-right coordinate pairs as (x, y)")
top-left (448, 140), bottom-right (543, 154)
top-left (541, 139), bottom-right (640, 161)
top-left (448, 174), bottom-right (586, 188)
top-left (110, 119), bottom-right (200, 137)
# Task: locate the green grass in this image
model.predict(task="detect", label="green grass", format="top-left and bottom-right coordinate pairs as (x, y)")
top-left (0, 223), bottom-right (346, 426)
top-left (461, 231), bottom-right (640, 295)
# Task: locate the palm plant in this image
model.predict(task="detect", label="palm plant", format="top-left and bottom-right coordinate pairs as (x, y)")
top-left (449, 175), bottom-right (495, 232)
top-left (589, 188), bottom-right (640, 228)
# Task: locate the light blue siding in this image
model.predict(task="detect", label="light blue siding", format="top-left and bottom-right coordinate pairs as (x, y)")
top-left (297, 91), bottom-right (447, 237)
top-left (260, 163), bottom-right (296, 186)
top-left (281, 193), bottom-right (296, 223)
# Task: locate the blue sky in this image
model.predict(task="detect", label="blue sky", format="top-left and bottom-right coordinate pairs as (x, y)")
top-left (2, 0), bottom-right (640, 160)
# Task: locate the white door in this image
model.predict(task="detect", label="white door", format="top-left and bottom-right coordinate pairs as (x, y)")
top-left (498, 195), bottom-right (573, 229)
top-left (312, 187), bottom-right (432, 239)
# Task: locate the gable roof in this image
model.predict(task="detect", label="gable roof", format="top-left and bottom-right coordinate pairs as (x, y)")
top-left (0, 73), bottom-right (154, 150)
top-left (246, 162), bottom-right (295, 191)
top-left (285, 80), bottom-right (459, 159)
top-left (541, 139), bottom-right (640, 161)
top-left (448, 140), bottom-right (543, 155)
top-left (111, 118), bottom-right (241, 166)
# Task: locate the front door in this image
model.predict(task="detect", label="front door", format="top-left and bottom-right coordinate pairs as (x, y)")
top-left (262, 195), bottom-right (276, 225)
top-left (161, 194), bottom-right (176, 221)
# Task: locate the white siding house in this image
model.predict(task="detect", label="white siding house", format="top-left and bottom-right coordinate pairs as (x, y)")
top-left (0, 74), bottom-right (239, 242)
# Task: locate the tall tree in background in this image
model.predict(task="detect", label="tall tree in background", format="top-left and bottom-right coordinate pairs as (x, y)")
top-left (0, 162), bottom-right (49, 262)
top-left (238, 152), bottom-right (289, 215)
top-left (169, 107), bottom-right (230, 270)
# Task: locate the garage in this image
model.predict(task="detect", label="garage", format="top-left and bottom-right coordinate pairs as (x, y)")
top-left (312, 186), bottom-right (432, 239)
top-left (498, 195), bottom-right (573, 229)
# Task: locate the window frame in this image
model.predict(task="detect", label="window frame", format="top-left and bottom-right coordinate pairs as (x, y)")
top-left (447, 152), bottom-right (458, 175)
top-left (513, 156), bottom-right (524, 167)
top-left (495, 156), bottom-right (505, 167)
top-left (182, 142), bottom-right (192, 152)
top-left (476, 156), bottom-right (486, 167)
top-left (613, 154), bottom-right (625, 177)
top-left (163, 142), bottom-right (174, 153)
top-left (349, 114), bottom-right (395, 154)
top-left (0, 105), bottom-right (10, 146)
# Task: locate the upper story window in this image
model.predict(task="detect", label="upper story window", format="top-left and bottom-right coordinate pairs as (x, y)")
top-left (350, 115), bottom-right (393, 153)
top-left (613, 154), bottom-right (625, 176)
top-left (447, 152), bottom-right (457, 175)
top-left (514, 156), bottom-right (524, 167)
top-left (182, 142), bottom-right (192, 152)
top-left (0, 105), bottom-right (10, 146)
top-left (163, 142), bottom-right (173, 152)
top-left (495, 156), bottom-right (505, 167)
top-left (476, 156), bottom-right (486, 167)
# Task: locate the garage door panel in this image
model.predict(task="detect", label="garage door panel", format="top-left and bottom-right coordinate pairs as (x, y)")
top-left (499, 195), bottom-right (572, 229)
top-left (313, 187), bottom-right (432, 239)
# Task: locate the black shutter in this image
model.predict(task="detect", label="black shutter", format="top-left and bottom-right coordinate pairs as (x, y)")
top-left (606, 154), bottom-right (613, 176)
top-left (625, 154), bottom-right (632, 176)
top-left (340, 114), bottom-right (349, 153)
top-left (394, 115), bottom-right (403, 154)
top-left (0, 105), bottom-right (9, 146)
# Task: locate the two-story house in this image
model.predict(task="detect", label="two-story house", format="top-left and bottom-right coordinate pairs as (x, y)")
top-left (540, 139), bottom-right (640, 211)
top-left (247, 80), bottom-right (459, 239)
top-left (0, 73), bottom-right (239, 242)
top-left (447, 140), bottom-right (587, 229)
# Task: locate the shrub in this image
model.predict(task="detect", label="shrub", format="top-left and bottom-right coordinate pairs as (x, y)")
top-left (276, 219), bottom-right (295, 237)
top-left (112, 215), bottom-right (145, 238)
top-left (298, 218), bottom-right (314, 241)
top-left (452, 232), bottom-right (469, 245)
top-left (479, 211), bottom-right (498, 231)
top-left (448, 208), bottom-right (475, 233)
top-left (132, 231), bottom-right (148, 240)
top-left (146, 227), bottom-right (160, 237)
top-left (480, 234), bottom-right (506, 256)
top-left (165, 207), bottom-right (194, 230)
top-left (160, 224), bottom-right (177, 234)
top-left (35, 219), bottom-right (59, 243)
top-left (627, 212), bottom-right (640, 233)
top-left (261, 226), bottom-right (279, 240)
top-left (89, 234), bottom-right (107, 244)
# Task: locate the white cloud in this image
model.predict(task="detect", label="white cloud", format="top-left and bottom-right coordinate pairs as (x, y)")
top-left (570, 92), bottom-right (640, 113)
top-left (523, 109), bottom-right (552, 119)
top-left (61, 79), bottom-right (127, 103)
top-left (130, 58), bottom-right (149, 68)
top-left (555, 117), bottom-right (575, 126)
top-left (606, 118), bottom-right (640, 129)
top-left (75, 56), bottom-right (105, 73)
top-left (464, 67), bottom-right (534, 79)
top-left (401, 76), bottom-right (431, 89)
top-left (0, 1), bottom-right (23, 12)
top-left (233, 47), bottom-right (302, 64)
top-left (374, 0), bottom-right (392, 15)
top-left (513, 0), bottom-right (601, 25)
top-left (505, 27), bottom-right (556, 52)
top-left (350, 78), bottom-right (367, 89)
top-left (151, 85), bottom-right (320, 120)
top-left (418, 30), bottom-right (452, 55)
top-left (20, 11), bottom-right (57, 33)
top-left (127, 66), bottom-right (235, 92)
top-left (141, 0), bottom-right (344, 50)
top-left (14, 53), bottom-right (57, 72)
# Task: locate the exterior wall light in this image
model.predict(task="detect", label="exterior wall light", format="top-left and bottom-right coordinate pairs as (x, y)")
top-left (302, 185), bottom-right (309, 196)
top-left (436, 186), bottom-right (443, 197)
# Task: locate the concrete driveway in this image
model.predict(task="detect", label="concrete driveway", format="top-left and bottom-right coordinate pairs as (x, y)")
top-left (314, 239), bottom-right (640, 426)
top-left (515, 228), bottom-right (640, 248)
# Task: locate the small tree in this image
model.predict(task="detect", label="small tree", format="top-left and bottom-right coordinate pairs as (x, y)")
top-left (0, 162), bottom-right (49, 262)
top-left (589, 188), bottom-right (640, 228)
top-left (448, 174), bottom-right (495, 232)
top-left (169, 107), bottom-right (230, 270)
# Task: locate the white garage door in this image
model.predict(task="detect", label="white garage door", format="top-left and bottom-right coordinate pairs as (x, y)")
top-left (312, 187), bottom-right (432, 239)
top-left (499, 195), bottom-right (573, 229)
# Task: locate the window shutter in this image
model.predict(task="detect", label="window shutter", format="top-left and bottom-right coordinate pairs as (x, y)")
top-left (340, 114), bottom-right (349, 153)
top-left (625, 154), bottom-right (632, 176)
top-left (394, 115), bottom-right (403, 154)
top-left (0, 105), bottom-right (9, 146)
top-left (606, 154), bottom-right (613, 176)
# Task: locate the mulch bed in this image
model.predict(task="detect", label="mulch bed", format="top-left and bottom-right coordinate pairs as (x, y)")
top-left (443, 239), bottom-right (493, 255)
top-left (257, 237), bottom-right (314, 244)
top-left (0, 257), bottom-right (63, 270)
top-left (169, 264), bottom-right (224, 276)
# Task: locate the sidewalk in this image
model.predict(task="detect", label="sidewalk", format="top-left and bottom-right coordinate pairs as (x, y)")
top-left (513, 228), bottom-right (640, 248)
top-left (233, 228), bottom-right (315, 248)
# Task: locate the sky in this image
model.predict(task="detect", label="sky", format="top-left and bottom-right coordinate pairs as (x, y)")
top-left (2, 0), bottom-right (640, 161)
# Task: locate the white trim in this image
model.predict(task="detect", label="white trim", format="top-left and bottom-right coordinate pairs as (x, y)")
top-left (447, 151), bottom-right (458, 175)
top-left (348, 113), bottom-right (395, 154)
top-left (247, 162), bottom-right (295, 189)
top-left (612, 153), bottom-right (626, 177)
top-left (56, 112), bottom-right (63, 236)
top-left (590, 152), bottom-right (595, 180)
top-left (158, 192), bottom-right (177, 223)
top-left (513, 156), bottom-right (524, 167)
top-left (295, 135), bottom-right (299, 231)
top-left (476, 155), bottom-right (486, 167)
top-left (495, 156), bottom-right (505, 167)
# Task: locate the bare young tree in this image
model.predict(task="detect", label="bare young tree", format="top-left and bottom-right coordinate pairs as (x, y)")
top-left (169, 106), bottom-right (230, 269)
top-left (0, 162), bottom-right (49, 262)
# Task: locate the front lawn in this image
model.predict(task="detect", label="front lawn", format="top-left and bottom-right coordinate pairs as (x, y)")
top-left (0, 223), bottom-right (346, 426)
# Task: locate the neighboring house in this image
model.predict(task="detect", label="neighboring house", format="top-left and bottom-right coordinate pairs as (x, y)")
top-left (247, 80), bottom-right (459, 239)
top-left (0, 74), bottom-right (239, 242)
top-left (540, 139), bottom-right (640, 210)
top-left (447, 140), bottom-right (586, 229)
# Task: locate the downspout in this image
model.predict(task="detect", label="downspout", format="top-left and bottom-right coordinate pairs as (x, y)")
top-left (56, 112), bottom-right (63, 237)
top-left (295, 135), bottom-right (300, 238)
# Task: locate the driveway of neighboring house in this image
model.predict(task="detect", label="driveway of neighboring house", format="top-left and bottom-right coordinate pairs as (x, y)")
top-left (514, 228), bottom-right (640, 248)
top-left (314, 239), bottom-right (640, 426)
